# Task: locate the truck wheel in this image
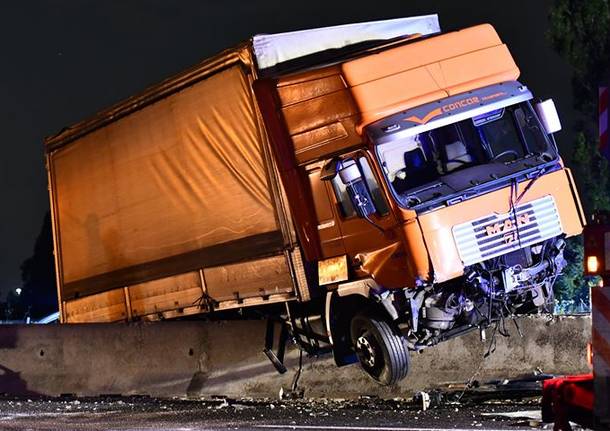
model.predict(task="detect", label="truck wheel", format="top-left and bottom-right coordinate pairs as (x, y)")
top-left (350, 314), bottom-right (410, 385)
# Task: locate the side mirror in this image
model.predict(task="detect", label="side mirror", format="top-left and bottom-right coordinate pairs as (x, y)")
top-left (338, 160), bottom-right (376, 218)
top-left (534, 99), bottom-right (562, 134)
top-left (320, 158), bottom-right (339, 181)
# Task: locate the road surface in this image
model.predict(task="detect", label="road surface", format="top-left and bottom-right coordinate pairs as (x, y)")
top-left (0, 395), bottom-right (552, 431)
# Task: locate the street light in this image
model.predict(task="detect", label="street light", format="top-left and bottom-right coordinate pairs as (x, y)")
top-left (15, 287), bottom-right (21, 296)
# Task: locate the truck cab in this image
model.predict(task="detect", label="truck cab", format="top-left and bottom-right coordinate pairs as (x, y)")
top-left (255, 23), bottom-right (585, 384)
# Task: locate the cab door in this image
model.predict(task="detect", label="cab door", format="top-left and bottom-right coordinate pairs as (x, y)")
top-left (327, 152), bottom-right (396, 254)
top-left (324, 152), bottom-right (400, 267)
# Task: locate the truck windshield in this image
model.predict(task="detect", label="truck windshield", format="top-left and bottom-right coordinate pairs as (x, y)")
top-left (375, 102), bottom-right (557, 207)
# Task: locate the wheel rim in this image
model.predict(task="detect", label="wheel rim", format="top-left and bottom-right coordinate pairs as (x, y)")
top-left (356, 335), bottom-right (376, 367)
top-left (351, 314), bottom-right (410, 385)
top-left (355, 331), bottom-right (380, 371)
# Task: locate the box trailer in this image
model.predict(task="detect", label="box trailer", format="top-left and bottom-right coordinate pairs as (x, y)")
top-left (45, 44), bottom-right (303, 322)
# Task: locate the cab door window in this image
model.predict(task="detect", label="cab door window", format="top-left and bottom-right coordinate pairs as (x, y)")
top-left (331, 174), bottom-right (356, 218)
top-left (330, 156), bottom-right (389, 218)
top-left (358, 156), bottom-right (389, 215)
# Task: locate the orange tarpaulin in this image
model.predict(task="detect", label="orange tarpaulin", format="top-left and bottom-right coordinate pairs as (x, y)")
top-left (50, 62), bottom-right (281, 290)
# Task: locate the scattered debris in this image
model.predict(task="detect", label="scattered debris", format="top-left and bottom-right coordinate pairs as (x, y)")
top-left (414, 391), bottom-right (431, 411)
top-left (278, 386), bottom-right (304, 400)
top-left (0, 381), bottom-right (557, 431)
top-left (480, 409), bottom-right (541, 420)
top-left (410, 372), bottom-right (553, 409)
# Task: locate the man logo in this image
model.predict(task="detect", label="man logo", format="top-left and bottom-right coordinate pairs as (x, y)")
top-left (484, 213), bottom-right (530, 238)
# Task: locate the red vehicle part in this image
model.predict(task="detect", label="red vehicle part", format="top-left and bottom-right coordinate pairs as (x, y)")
top-left (542, 374), bottom-right (594, 431)
top-left (541, 211), bottom-right (610, 430)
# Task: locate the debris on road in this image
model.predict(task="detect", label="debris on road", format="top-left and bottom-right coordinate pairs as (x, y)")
top-left (0, 391), bottom-right (561, 431)
top-left (410, 372), bottom-right (553, 409)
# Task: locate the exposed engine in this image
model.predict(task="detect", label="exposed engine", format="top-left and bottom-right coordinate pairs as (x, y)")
top-left (401, 236), bottom-right (567, 349)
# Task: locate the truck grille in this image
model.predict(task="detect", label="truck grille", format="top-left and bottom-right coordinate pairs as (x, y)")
top-left (452, 195), bottom-right (563, 267)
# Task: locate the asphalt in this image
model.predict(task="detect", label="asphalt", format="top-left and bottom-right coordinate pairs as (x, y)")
top-left (0, 395), bottom-right (556, 431)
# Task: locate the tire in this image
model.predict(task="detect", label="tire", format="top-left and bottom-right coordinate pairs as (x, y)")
top-left (350, 313), bottom-right (410, 385)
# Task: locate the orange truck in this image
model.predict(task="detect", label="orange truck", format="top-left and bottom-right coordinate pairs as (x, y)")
top-left (45, 16), bottom-right (585, 384)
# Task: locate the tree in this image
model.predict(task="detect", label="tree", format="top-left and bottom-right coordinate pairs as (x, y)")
top-left (548, 0), bottom-right (610, 307)
top-left (18, 212), bottom-right (57, 320)
top-left (548, 0), bottom-right (609, 116)
top-left (572, 131), bottom-right (610, 213)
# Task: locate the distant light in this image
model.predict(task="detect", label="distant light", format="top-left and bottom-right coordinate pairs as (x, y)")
top-left (587, 256), bottom-right (599, 273)
top-left (15, 287), bottom-right (21, 296)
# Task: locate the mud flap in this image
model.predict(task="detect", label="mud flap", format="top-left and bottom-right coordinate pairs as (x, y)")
top-left (325, 291), bottom-right (359, 367)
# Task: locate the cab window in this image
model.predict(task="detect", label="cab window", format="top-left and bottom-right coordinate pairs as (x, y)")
top-left (331, 175), bottom-right (356, 218)
top-left (359, 156), bottom-right (389, 215)
top-left (330, 156), bottom-right (388, 218)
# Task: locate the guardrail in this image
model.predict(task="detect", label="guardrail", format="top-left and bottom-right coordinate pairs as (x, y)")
top-left (0, 315), bottom-right (590, 398)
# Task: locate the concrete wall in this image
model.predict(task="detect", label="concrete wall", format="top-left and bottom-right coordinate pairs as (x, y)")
top-left (0, 316), bottom-right (590, 398)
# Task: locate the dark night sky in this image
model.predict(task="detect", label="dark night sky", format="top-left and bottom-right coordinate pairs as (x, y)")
top-left (0, 0), bottom-right (575, 298)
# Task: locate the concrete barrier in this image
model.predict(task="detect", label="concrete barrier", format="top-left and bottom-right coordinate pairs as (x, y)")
top-left (0, 315), bottom-right (590, 398)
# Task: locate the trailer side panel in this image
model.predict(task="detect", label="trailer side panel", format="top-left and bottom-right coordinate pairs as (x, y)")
top-left (47, 50), bottom-right (296, 321)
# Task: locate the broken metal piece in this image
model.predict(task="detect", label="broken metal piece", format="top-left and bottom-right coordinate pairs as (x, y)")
top-left (263, 319), bottom-right (289, 374)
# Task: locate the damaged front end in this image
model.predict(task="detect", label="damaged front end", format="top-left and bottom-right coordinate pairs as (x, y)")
top-left (397, 236), bottom-right (566, 350)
